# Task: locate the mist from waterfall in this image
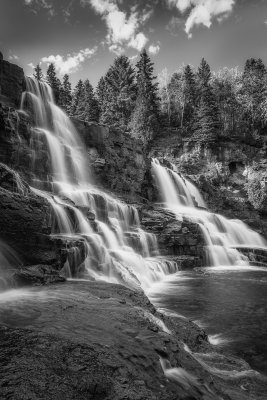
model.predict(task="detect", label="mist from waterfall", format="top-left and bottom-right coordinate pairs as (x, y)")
top-left (20, 77), bottom-right (180, 289)
top-left (151, 158), bottom-right (267, 267)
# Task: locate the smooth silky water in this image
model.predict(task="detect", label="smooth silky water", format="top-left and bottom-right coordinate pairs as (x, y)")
top-left (149, 159), bottom-right (267, 374)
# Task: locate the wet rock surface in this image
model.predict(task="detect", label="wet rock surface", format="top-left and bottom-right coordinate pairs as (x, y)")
top-left (0, 163), bottom-right (88, 275)
top-left (1, 280), bottom-right (267, 400)
top-left (140, 206), bottom-right (205, 264)
top-left (0, 103), bottom-right (50, 183)
top-left (12, 265), bottom-right (66, 286)
top-left (73, 119), bottom-right (147, 198)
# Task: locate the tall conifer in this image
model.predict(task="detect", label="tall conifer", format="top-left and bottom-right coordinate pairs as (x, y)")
top-left (70, 79), bottom-right (84, 116)
top-left (192, 58), bottom-right (220, 144)
top-left (130, 49), bottom-right (159, 144)
top-left (76, 79), bottom-right (99, 122)
top-left (59, 74), bottom-right (72, 114)
top-left (98, 56), bottom-right (136, 128)
top-left (33, 64), bottom-right (43, 82)
top-left (46, 63), bottom-right (61, 104)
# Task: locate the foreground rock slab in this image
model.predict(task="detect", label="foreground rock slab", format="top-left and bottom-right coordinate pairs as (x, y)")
top-left (0, 281), bottom-right (266, 400)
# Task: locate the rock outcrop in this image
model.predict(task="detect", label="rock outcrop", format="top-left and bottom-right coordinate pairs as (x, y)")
top-left (73, 120), bottom-right (147, 199)
top-left (140, 206), bottom-right (205, 266)
top-left (1, 280), bottom-right (266, 400)
top-left (0, 56), bottom-right (24, 107)
top-left (0, 163), bottom-right (88, 279)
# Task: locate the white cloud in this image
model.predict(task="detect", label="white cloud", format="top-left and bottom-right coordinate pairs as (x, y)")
top-left (8, 54), bottom-right (19, 61)
top-left (28, 62), bottom-right (35, 69)
top-left (40, 47), bottom-right (97, 75)
top-left (129, 32), bottom-right (149, 52)
top-left (148, 44), bottom-right (160, 55)
top-left (84, 0), bottom-right (151, 53)
top-left (166, 0), bottom-right (235, 37)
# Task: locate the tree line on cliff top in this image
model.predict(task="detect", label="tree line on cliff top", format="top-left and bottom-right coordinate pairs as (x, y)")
top-left (33, 51), bottom-right (267, 146)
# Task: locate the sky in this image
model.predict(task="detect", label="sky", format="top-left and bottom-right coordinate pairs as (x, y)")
top-left (0, 0), bottom-right (267, 87)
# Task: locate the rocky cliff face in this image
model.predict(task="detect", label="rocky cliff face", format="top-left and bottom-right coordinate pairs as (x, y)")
top-left (0, 54), bottom-right (24, 107)
top-left (73, 119), bottom-right (147, 199)
top-left (0, 103), bottom-right (50, 184)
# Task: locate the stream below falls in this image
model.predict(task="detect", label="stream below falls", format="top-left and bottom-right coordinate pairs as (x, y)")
top-left (148, 265), bottom-right (267, 375)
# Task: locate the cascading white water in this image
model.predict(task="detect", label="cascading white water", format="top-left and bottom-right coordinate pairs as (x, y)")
top-left (0, 240), bottom-right (21, 290)
top-left (20, 78), bottom-right (179, 289)
top-left (151, 158), bottom-right (267, 267)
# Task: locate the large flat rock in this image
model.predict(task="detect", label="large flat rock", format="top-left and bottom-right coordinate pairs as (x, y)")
top-left (0, 280), bottom-right (266, 400)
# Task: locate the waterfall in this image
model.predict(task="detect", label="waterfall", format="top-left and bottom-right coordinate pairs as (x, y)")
top-left (20, 78), bottom-right (179, 289)
top-left (151, 158), bottom-right (267, 267)
top-left (0, 240), bottom-right (21, 290)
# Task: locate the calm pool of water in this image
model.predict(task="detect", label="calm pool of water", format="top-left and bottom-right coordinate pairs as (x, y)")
top-left (148, 265), bottom-right (267, 375)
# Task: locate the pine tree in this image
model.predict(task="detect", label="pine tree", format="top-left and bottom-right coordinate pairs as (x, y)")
top-left (70, 79), bottom-right (84, 116)
top-left (197, 58), bottom-right (211, 88)
top-left (98, 66), bottom-right (119, 126)
top-left (33, 64), bottom-right (43, 81)
top-left (181, 65), bottom-right (197, 130)
top-left (192, 58), bottom-right (221, 144)
top-left (129, 96), bottom-right (158, 144)
top-left (192, 98), bottom-right (220, 145)
top-left (59, 74), bottom-right (72, 114)
top-left (46, 63), bottom-right (61, 104)
top-left (135, 49), bottom-right (159, 114)
top-left (75, 79), bottom-right (99, 122)
top-left (129, 49), bottom-right (159, 144)
top-left (98, 56), bottom-right (136, 128)
top-left (96, 77), bottom-right (106, 114)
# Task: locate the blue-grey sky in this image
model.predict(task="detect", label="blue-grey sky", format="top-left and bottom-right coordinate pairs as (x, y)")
top-left (0, 0), bottom-right (267, 86)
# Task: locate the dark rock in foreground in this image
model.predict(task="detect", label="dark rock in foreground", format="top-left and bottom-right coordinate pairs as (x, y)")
top-left (0, 281), bottom-right (266, 400)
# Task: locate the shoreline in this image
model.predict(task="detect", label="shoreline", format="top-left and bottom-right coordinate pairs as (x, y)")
top-left (1, 279), bottom-right (267, 399)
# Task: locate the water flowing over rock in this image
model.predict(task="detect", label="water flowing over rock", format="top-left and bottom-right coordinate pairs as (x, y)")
top-left (151, 158), bottom-right (267, 268)
top-left (16, 77), bottom-right (181, 289)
